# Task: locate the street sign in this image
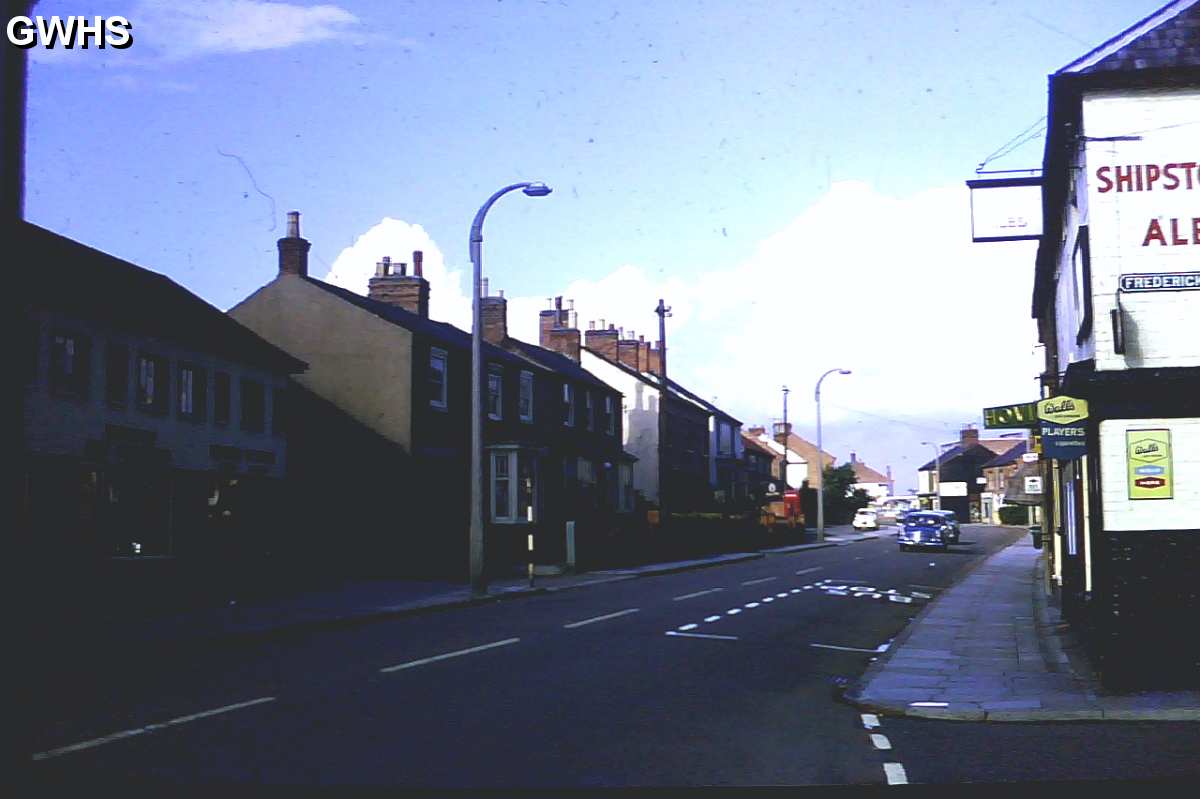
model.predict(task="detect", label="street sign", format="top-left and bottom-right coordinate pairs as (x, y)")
top-left (1024, 476), bottom-right (1043, 494)
top-left (983, 401), bottom-right (1039, 429)
top-left (1119, 272), bottom-right (1200, 292)
top-left (1127, 429), bottom-right (1173, 500)
top-left (1021, 452), bottom-right (1040, 463)
top-left (1038, 395), bottom-right (1089, 460)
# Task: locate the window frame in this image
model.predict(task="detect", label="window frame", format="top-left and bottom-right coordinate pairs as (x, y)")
top-left (50, 330), bottom-right (90, 398)
top-left (178, 362), bottom-right (207, 423)
top-left (605, 395), bottom-right (616, 436)
top-left (618, 462), bottom-right (635, 512)
top-left (585, 390), bottom-right (594, 431)
top-left (563, 382), bottom-right (575, 427)
top-left (487, 365), bottom-right (503, 421)
top-left (136, 352), bottom-right (168, 414)
top-left (430, 347), bottom-right (448, 411)
top-left (490, 448), bottom-right (538, 524)
top-left (518, 370), bottom-right (534, 423)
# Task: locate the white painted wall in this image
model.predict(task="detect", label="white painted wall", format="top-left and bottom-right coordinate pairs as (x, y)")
top-left (1099, 417), bottom-right (1200, 531)
top-left (1082, 88), bottom-right (1200, 371)
top-left (581, 350), bottom-right (659, 502)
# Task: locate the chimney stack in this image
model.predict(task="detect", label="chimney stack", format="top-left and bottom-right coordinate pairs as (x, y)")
top-left (481, 289), bottom-right (508, 344)
top-left (960, 425), bottom-right (980, 449)
top-left (368, 248), bottom-right (430, 317)
top-left (539, 296), bottom-right (580, 362)
top-left (277, 210), bottom-right (311, 277)
top-left (617, 328), bottom-right (641, 371)
top-left (584, 320), bottom-right (619, 363)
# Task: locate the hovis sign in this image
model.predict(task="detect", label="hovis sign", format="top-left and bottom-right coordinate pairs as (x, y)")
top-left (1127, 429), bottom-right (1173, 500)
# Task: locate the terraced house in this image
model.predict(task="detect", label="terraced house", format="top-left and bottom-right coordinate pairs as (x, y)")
top-left (230, 215), bottom-right (633, 579)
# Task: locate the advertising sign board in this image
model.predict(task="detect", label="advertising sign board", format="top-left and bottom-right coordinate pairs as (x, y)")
top-left (1024, 476), bottom-right (1043, 494)
top-left (1126, 429), bottom-right (1173, 500)
top-left (983, 401), bottom-right (1039, 429)
top-left (1038, 395), bottom-right (1089, 460)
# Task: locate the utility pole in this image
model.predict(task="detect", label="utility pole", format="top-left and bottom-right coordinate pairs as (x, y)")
top-left (655, 299), bottom-right (671, 524)
top-left (780, 385), bottom-right (790, 484)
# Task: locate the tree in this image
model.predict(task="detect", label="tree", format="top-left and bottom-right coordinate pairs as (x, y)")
top-left (822, 463), bottom-right (870, 524)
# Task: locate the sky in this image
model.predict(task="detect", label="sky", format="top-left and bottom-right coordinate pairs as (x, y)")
top-left (22, 0), bottom-right (1168, 491)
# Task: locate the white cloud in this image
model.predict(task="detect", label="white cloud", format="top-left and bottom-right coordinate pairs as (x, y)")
top-left (131, 0), bottom-right (360, 61)
top-left (334, 181), bottom-right (1041, 488)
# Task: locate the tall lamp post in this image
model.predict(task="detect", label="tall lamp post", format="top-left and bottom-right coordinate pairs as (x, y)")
top-left (814, 368), bottom-right (851, 542)
top-left (920, 441), bottom-right (942, 511)
top-left (469, 181), bottom-right (552, 598)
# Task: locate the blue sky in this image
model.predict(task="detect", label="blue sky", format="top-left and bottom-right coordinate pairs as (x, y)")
top-left (23, 0), bottom-right (1165, 489)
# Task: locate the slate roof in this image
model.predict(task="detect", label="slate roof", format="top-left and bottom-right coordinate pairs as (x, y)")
top-left (504, 337), bottom-right (615, 392)
top-left (665, 378), bottom-right (742, 425)
top-left (581, 347), bottom-right (740, 423)
top-left (302, 277), bottom-right (530, 371)
top-left (851, 459), bottom-right (889, 485)
top-left (741, 434), bottom-right (776, 459)
top-left (20, 221), bottom-right (306, 374)
top-left (984, 440), bottom-right (1029, 469)
top-left (1061, 0), bottom-right (1200, 74)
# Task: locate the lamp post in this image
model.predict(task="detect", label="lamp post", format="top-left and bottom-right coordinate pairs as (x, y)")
top-left (814, 368), bottom-right (851, 542)
top-left (469, 181), bottom-right (552, 598)
top-left (920, 441), bottom-right (942, 511)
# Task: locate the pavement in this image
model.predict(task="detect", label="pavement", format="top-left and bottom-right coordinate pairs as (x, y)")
top-left (844, 534), bottom-right (1200, 722)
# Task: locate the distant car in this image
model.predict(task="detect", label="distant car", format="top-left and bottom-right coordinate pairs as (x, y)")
top-left (852, 509), bottom-right (879, 531)
top-left (898, 511), bottom-right (953, 551)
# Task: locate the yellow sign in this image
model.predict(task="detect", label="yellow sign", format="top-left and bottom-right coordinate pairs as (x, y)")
top-left (1127, 429), bottom-right (1173, 500)
top-left (1037, 396), bottom-right (1089, 425)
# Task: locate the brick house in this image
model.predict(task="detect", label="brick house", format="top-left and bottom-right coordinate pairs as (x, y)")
top-left (17, 221), bottom-right (306, 611)
top-left (1029, 0), bottom-right (1200, 685)
top-left (917, 427), bottom-right (1020, 522)
top-left (848, 452), bottom-right (893, 501)
top-left (230, 216), bottom-right (633, 579)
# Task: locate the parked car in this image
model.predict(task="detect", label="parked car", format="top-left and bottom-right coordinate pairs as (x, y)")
top-left (852, 508), bottom-right (879, 531)
top-left (897, 511), bottom-right (953, 551)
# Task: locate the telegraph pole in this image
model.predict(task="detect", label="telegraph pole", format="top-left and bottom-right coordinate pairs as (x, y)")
top-left (655, 299), bottom-right (671, 523)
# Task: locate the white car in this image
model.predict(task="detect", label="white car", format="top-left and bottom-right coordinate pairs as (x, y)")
top-left (852, 509), bottom-right (879, 530)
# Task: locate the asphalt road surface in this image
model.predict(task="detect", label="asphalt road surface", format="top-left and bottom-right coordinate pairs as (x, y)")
top-left (25, 524), bottom-right (1200, 787)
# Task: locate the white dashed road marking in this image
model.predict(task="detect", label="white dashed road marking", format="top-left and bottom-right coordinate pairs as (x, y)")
top-left (861, 713), bottom-right (880, 729)
top-left (884, 763), bottom-right (909, 785)
top-left (726, 608), bottom-right (742, 615)
top-left (382, 638), bottom-right (521, 671)
top-left (741, 576), bottom-right (777, 586)
top-left (703, 615), bottom-right (722, 623)
top-left (870, 734), bottom-right (892, 750)
top-left (665, 631), bottom-right (738, 641)
top-left (795, 567), bottom-right (823, 576)
top-left (563, 608), bottom-right (640, 629)
top-left (31, 696), bottom-right (278, 761)
top-left (673, 588), bottom-right (724, 601)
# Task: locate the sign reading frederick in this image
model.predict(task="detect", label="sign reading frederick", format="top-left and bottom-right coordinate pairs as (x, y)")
top-left (1126, 429), bottom-right (1173, 501)
top-left (1038, 395), bottom-right (1088, 460)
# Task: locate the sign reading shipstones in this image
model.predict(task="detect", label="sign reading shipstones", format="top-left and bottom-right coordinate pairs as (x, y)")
top-left (1127, 429), bottom-right (1173, 500)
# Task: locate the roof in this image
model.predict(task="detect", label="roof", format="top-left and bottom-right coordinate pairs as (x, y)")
top-left (303, 277), bottom-right (530, 370)
top-left (1059, 0), bottom-right (1200, 74)
top-left (665, 378), bottom-right (742, 425)
top-left (582, 347), bottom-right (740, 423)
top-left (741, 434), bottom-right (776, 458)
top-left (19, 222), bottom-right (306, 374)
top-left (850, 458), bottom-right (889, 485)
top-left (918, 440), bottom-right (1022, 472)
top-left (504, 337), bottom-right (615, 393)
top-left (983, 440), bottom-right (1029, 469)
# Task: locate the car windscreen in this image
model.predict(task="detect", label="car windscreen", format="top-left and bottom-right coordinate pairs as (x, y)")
top-left (906, 515), bottom-right (943, 526)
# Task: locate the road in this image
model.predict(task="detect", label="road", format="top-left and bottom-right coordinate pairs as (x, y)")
top-left (26, 524), bottom-right (1200, 787)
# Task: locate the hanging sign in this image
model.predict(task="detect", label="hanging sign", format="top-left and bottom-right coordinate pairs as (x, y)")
top-left (983, 401), bottom-right (1039, 429)
top-left (1038, 396), bottom-right (1089, 460)
top-left (1127, 429), bottom-right (1173, 500)
top-left (1024, 476), bottom-right (1043, 494)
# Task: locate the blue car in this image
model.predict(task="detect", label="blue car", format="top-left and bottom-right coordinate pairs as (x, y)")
top-left (898, 512), bottom-right (954, 551)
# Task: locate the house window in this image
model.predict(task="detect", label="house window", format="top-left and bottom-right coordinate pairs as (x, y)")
top-left (178, 363), bottom-right (206, 422)
top-left (430, 347), bottom-right (448, 410)
top-left (272, 387), bottom-right (285, 435)
top-left (563, 383), bottom-right (575, 427)
top-left (585, 391), bottom-right (594, 430)
top-left (718, 421), bottom-right (733, 456)
top-left (240, 378), bottom-right (265, 433)
top-left (605, 395), bottom-right (616, 436)
top-left (519, 370), bottom-right (534, 423)
top-left (106, 341), bottom-right (128, 407)
top-left (487, 367), bottom-right (503, 420)
top-left (577, 457), bottom-right (596, 486)
top-left (214, 371), bottom-right (231, 425)
top-left (136, 353), bottom-right (167, 413)
top-left (618, 463), bottom-right (635, 512)
top-left (50, 332), bottom-right (90, 398)
top-left (491, 449), bottom-right (537, 523)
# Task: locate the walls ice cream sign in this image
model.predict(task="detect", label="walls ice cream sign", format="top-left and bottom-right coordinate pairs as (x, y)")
top-left (1127, 429), bottom-right (1173, 500)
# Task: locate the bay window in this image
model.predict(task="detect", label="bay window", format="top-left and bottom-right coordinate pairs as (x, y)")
top-left (491, 449), bottom-right (538, 523)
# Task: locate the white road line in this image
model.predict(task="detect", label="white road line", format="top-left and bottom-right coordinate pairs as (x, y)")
top-left (678, 623), bottom-right (699, 631)
top-left (809, 643), bottom-right (880, 653)
top-left (887, 595), bottom-right (913, 604)
top-left (883, 763), bottom-right (909, 785)
top-left (381, 638), bottom-right (521, 671)
top-left (776, 593), bottom-right (789, 598)
top-left (871, 734), bottom-right (892, 750)
top-left (861, 713), bottom-right (881, 729)
top-left (761, 597), bottom-right (774, 602)
top-left (911, 591), bottom-right (933, 599)
top-left (744, 602), bottom-right (760, 608)
top-left (703, 615), bottom-right (722, 622)
top-left (562, 608), bottom-right (640, 629)
top-left (790, 589), bottom-right (802, 594)
top-left (31, 696), bottom-right (277, 761)
top-left (726, 608), bottom-right (742, 615)
top-left (741, 576), bottom-right (777, 586)
top-left (665, 631), bottom-right (739, 641)
top-left (673, 587), bottom-right (724, 601)
top-left (796, 567), bottom-right (823, 576)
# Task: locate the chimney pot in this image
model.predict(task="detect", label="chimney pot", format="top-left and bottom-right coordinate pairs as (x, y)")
top-left (499, 289), bottom-right (504, 298)
top-left (568, 299), bottom-right (575, 311)
top-left (278, 211), bottom-right (311, 277)
top-left (555, 296), bottom-right (563, 311)
top-left (286, 211), bottom-right (300, 238)
top-left (399, 261), bottom-right (407, 277)
top-left (413, 250), bottom-right (423, 277)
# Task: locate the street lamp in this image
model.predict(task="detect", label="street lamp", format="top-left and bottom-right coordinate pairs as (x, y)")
top-left (814, 368), bottom-right (851, 542)
top-left (469, 181), bottom-right (552, 598)
top-left (920, 441), bottom-right (942, 511)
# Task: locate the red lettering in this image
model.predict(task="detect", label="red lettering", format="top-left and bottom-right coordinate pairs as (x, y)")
top-left (1143, 218), bottom-right (1167, 246)
top-left (1116, 166), bottom-right (1134, 192)
top-left (1163, 164), bottom-right (1181, 190)
top-left (1183, 162), bottom-right (1198, 190)
top-left (1135, 164), bottom-right (1144, 191)
top-left (1171, 218), bottom-right (1188, 245)
top-left (1096, 166), bottom-right (1113, 193)
top-left (1145, 163), bottom-right (1161, 189)
top-left (1194, 217), bottom-right (1200, 245)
